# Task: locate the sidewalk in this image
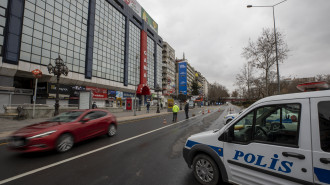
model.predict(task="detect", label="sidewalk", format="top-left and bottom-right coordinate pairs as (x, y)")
top-left (0, 107), bottom-right (175, 144)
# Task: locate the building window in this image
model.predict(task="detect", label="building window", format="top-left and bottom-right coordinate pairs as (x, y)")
top-left (93, 0), bottom-right (125, 82)
top-left (19, 0), bottom-right (88, 73)
top-left (128, 21), bottom-right (140, 85)
top-left (0, 0), bottom-right (8, 56)
top-left (156, 44), bottom-right (162, 88)
top-left (147, 36), bottom-right (154, 89)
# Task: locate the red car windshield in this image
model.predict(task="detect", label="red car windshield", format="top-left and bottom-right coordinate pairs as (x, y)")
top-left (48, 111), bottom-right (84, 122)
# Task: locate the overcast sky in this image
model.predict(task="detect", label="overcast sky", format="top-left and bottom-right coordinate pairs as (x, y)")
top-left (137, 0), bottom-right (330, 93)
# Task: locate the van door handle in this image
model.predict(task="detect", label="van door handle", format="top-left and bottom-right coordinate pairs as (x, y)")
top-left (320, 158), bottom-right (330, 164)
top-left (282, 152), bottom-right (305, 159)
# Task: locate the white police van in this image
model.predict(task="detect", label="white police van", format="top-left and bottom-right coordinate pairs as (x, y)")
top-left (183, 90), bottom-right (330, 185)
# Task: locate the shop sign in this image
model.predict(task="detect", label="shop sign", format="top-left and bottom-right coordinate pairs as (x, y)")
top-left (123, 92), bottom-right (134, 98)
top-left (116, 91), bottom-right (123, 98)
top-left (71, 86), bottom-right (86, 97)
top-left (48, 83), bottom-right (71, 95)
top-left (86, 86), bottom-right (108, 99)
top-left (108, 90), bottom-right (116, 97)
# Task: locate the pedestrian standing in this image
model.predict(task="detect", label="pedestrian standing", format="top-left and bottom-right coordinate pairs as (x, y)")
top-left (185, 100), bottom-right (189, 119)
top-left (172, 103), bottom-right (179, 122)
top-left (146, 102), bottom-right (150, 113)
top-left (92, 102), bottom-right (97, 109)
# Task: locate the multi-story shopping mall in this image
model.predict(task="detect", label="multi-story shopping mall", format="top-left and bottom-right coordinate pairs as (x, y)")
top-left (0, 0), bottom-right (163, 112)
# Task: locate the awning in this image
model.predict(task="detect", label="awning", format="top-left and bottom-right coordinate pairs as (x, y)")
top-left (136, 84), bottom-right (151, 95)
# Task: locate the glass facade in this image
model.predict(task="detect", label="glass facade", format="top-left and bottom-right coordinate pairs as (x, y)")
top-left (147, 36), bottom-right (154, 89)
top-left (93, 0), bottom-right (125, 82)
top-left (0, 0), bottom-right (7, 56)
top-left (128, 21), bottom-right (140, 85)
top-left (3, 0), bottom-right (163, 92)
top-left (156, 44), bottom-right (162, 88)
top-left (20, 0), bottom-right (89, 73)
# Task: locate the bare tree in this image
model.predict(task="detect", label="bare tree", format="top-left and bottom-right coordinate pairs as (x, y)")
top-left (208, 82), bottom-right (229, 103)
top-left (235, 62), bottom-right (254, 98)
top-left (242, 28), bottom-right (289, 96)
top-left (231, 90), bottom-right (239, 98)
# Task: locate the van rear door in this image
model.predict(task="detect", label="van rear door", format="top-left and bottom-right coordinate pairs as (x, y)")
top-left (311, 97), bottom-right (330, 185)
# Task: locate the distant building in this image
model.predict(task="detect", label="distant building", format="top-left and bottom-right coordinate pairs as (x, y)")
top-left (161, 42), bottom-right (175, 97)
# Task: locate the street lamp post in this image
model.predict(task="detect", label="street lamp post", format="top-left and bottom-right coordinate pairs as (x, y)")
top-left (247, 0), bottom-right (287, 95)
top-left (47, 55), bottom-right (69, 116)
top-left (155, 85), bottom-right (161, 113)
top-left (134, 54), bottom-right (139, 116)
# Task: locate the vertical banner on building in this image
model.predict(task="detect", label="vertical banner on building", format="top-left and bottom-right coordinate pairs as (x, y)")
top-left (178, 61), bottom-right (187, 95)
top-left (140, 30), bottom-right (147, 86)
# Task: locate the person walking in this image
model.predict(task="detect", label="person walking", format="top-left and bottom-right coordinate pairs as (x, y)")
top-left (172, 103), bottom-right (179, 122)
top-left (184, 100), bottom-right (189, 119)
top-left (92, 102), bottom-right (97, 109)
top-left (146, 102), bottom-right (150, 113)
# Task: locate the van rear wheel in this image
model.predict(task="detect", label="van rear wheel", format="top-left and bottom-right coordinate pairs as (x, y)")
top-left (192, 154), bottom-right (219, 185)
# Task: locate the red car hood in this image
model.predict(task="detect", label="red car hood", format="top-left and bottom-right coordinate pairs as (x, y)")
top-left (12, 121), bottom-right (64, 136)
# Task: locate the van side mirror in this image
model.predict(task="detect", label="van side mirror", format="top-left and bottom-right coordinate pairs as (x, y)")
top-left (219, 129), bottom-right (233, 142)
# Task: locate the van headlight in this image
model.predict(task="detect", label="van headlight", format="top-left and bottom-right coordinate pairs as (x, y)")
top-left (27, 130), bottom-right (57, 139)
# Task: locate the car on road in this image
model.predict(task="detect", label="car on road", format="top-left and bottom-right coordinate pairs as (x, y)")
top-left (7, 109), bottom-right (117, 153)
top-left (224, 112), bottom-right (239, 125)
top-left (183, 90), bottom-right (330, 185)
top-left (224, 109), bottom-right (245, 125)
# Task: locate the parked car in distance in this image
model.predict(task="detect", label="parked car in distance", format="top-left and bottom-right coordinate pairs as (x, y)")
top-left (224, 109), bottom-right (245, 125)
top-left (7, 109), bottom-right (117, 153)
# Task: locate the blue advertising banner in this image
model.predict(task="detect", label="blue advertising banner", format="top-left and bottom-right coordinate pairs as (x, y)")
top-left (178, 62), bottom-right (187, 95)
top-left (108, 90), bottom-right (116, 97)
top-left (123, 92), bottom-right (135, 98)
top-left (116, 91), bottom-right (123, 98)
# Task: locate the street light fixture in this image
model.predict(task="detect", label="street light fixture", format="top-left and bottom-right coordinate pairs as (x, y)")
top-left (247, 0), bottom-right (287, 95)
top-left (47, 55), bottom-right (69, 116)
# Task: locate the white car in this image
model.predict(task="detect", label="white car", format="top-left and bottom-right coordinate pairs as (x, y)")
top-left (224, 109), bottom-right (245, 125)
top-left (183, 90), bottom-right (330, 185)
top-left (224, 113), bottom-right (239, 125)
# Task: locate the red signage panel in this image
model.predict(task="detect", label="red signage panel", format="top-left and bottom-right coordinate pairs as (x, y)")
top-left (86, 86), bottom-right (108, 99)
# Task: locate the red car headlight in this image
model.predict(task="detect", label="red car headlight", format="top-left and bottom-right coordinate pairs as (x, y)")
top-left (26, 130), bottom-right (57, 140)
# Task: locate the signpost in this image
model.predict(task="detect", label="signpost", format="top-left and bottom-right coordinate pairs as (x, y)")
top-left (31, 69), bottom-right (43, 118)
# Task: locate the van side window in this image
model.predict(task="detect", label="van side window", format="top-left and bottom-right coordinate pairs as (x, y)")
top-left (318, 101), bottom-right (330, 152)
top-left (253, 104), bottom-right (300, 146)
top-left (231, 111), bottom-right (254, 143)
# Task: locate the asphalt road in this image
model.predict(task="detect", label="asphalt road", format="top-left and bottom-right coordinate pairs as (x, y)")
top-left (0, 106), bottom-right (234, 185)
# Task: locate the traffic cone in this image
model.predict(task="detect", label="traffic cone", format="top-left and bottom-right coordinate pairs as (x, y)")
top-left (208, 109), bottom-right (210, 113)
top-left (163, 118), bottom-right (167, 124)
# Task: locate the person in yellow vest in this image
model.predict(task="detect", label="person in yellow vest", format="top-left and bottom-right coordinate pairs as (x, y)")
top-left (172, 103), bottom-right (179, 122)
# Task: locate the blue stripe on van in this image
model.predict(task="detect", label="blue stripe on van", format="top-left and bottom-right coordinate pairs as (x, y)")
top-left (314, 167), bottom-right (330, 184)
top-left (185, 140), bottom-right (223, 157)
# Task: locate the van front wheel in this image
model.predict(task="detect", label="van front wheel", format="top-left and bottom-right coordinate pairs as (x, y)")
top-left (192, 154), bottom-right (219, 185)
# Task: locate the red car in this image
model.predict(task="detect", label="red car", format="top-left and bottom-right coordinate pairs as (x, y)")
top-left (7, 109), bottom-right (117, 153)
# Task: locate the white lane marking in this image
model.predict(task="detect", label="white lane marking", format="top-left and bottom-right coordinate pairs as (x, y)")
top-left (0, 118), bottom-right (189, 184)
